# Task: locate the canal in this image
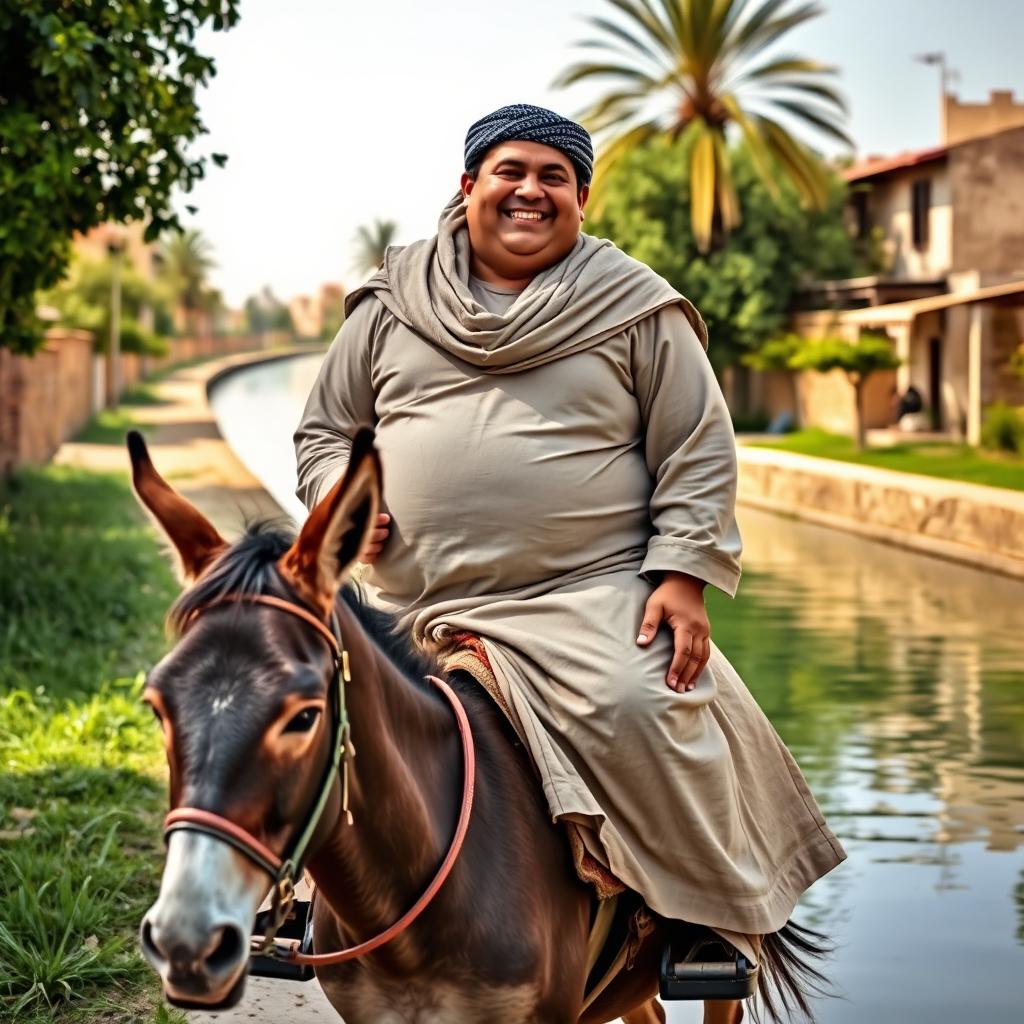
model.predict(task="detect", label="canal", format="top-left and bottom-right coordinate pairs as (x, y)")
top-left (210, 352), bottom-right (1024, 1022)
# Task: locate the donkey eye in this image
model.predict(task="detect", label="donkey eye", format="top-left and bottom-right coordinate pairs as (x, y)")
top-left (283, 707), bottom-right (321, 734)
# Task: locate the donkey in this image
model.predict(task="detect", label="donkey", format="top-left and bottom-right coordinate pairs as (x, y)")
top-left (131, 428), bottom-right (825, 1024)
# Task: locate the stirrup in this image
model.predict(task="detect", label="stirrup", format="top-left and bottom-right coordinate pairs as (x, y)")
top-left (659, 933), bottom-right (759, 1001)
top-left (249, 899), bottom-right (315, 982)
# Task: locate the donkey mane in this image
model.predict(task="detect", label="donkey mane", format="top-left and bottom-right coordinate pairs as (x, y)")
top-left (168, 520), bottom-right (441, 683)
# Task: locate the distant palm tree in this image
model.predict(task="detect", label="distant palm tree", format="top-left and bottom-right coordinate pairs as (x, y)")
top-left (555, 0), bottom-right (853, 250)
top-left (159, 229), bottom-right (217, 332)
top-left (353, 219), bottom-right (399, 275)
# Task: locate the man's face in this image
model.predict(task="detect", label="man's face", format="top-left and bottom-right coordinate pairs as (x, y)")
top-left (460, 140), bottom-right (589, 282)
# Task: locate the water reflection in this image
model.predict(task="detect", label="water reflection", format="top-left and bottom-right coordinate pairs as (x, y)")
top-left (211, 354), bottom-right (1024, 1022)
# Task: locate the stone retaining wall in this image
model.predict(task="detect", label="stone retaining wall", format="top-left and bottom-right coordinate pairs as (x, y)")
top-left (736, 444), bottom-right (1024, 579)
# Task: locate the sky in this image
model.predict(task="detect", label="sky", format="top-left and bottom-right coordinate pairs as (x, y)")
top-left (173, 0), bottom-right (1024, 307)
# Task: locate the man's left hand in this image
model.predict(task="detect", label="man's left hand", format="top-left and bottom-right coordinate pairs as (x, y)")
top-left (636, 572), bottom-right (710, 692)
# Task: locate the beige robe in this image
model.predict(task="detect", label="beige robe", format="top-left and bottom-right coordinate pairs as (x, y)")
top-left (295, 195), bottom-right (845, 938)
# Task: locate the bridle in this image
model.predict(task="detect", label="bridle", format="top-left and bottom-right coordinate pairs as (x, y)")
top-left (161, 592), bottom-right (476, 967)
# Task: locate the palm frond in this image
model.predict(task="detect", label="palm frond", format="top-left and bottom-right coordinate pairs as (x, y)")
top-left (690, 122), bottom-right (718, 251)
top-left (770, 97), bottom-right (854, 147)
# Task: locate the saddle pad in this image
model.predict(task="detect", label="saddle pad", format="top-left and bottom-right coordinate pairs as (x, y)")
top-left (441, 632), bottom-right (625, 901)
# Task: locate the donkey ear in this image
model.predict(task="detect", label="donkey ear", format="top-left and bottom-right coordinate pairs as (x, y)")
top-left (278, 430), bottom-right (381, 618)
top-left (126, 430), bottom-right (227, 581)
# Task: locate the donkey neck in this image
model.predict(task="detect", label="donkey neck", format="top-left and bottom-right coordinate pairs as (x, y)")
top-left (307, 599), bottom-right (463, 945)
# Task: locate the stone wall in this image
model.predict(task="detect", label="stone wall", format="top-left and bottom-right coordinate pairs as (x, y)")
top-left (950, 125), bottom-right (1024, 278)
top-left (737, 445), bottom-right (1024, 579)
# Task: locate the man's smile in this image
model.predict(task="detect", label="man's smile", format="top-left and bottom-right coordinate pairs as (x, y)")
top-left (502, 208), bottom-right (552, 223)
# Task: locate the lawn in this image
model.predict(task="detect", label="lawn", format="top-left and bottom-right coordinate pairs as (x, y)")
top-left (0, 466), bottom-right (186, 1024)
top-left (747, 428), bottom-right (1024, 492)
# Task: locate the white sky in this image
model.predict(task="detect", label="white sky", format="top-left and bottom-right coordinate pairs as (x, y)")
top-left (174, 0), bottom-right (1024, 307)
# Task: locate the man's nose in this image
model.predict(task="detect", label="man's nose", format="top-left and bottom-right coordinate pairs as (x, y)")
top-left (516, 174), bottom-right (544, 200)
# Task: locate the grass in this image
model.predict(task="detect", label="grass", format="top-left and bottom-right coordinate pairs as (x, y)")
top-left (748, 428), bottom-right (1024, 492)
top-left (0, 465), bottom-right (186, 1023)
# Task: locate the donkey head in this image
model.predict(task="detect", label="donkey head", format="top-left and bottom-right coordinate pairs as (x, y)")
top-left (129, 430), bottom-right (380, 1009)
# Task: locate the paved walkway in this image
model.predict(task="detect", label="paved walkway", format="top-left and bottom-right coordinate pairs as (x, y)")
top-left (55, 349), bottom-right (339, 1021)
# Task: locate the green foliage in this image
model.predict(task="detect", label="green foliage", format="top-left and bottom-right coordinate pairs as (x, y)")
top-left (0, 466), bottom-right (176, 698)
top-left (41, 256), bottom-right (170, 355)
top-left (0, 1), bottom-right (241, 353)
top-left (557, 0), bottom-right (851, 250)
top-left (158, 229), bottom-right (222, 332)
top-left (588, 137), bottom-right (861, 371)
top-left (789, 332), bottom-right (901, 378)
top-left (980, 401), bottom-right (1024, 454)
top-left (0, 464), bottom-right (181, 1021)
top-left (752, 428), bottom-right (1024, 491)
top-left (742, 332), bottom-right (803, 372)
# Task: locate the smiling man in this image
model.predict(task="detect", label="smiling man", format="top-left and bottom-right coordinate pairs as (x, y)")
top-left (295, 104), bottom-right (844, 1021)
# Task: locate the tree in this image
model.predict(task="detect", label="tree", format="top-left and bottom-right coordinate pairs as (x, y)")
top-left (40, 255), bottom-right (168, 355)
top-left (742, 333), bottom-right (803, 426)
top-left (353, 220), bottom-right (399, 276)
top-left (790, 333), bottom-right (900, 450)
top-left (159, 229), bottom-right (218, 335)
top-left (556, 0), bottom-right (852, 251)
top-left (0, 0), bottom-right (240, 353)
top-left (587, 135), bottom-right (861, 372)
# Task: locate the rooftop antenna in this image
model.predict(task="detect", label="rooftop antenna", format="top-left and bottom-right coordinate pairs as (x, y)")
top-left (915, 52), bottom-right (959, 142)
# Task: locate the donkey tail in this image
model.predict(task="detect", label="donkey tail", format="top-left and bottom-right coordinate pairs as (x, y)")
top-left (753, 919), bottom-right (834, 1023)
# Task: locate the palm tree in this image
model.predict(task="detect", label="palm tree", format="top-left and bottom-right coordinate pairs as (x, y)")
top-left (555, 0), bottom-right (853, 251)
top-left (353, 219), bottom-right (399, 276)
top-left (159, 229), bottom-right (217, 334)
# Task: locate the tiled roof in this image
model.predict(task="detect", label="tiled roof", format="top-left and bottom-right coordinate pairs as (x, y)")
top-left (843, 145), bottom-right (949, 182)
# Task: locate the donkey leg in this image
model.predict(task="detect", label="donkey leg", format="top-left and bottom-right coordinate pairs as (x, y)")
top-left (703, 1000), bottom-right (744, 1024)
top-left (622, 997), bottom-right (666, 1024)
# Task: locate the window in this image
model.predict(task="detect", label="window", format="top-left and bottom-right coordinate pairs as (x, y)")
top-left (911, 179), bottom-right (931, 249)
top-left (851, 189), bottom-right (870, 239)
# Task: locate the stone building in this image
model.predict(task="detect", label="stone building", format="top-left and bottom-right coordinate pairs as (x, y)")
top-left (757, 90), bottom-right (1024, 443)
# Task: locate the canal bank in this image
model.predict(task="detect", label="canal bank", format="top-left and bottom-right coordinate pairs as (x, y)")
top-left (736, 442), bottom-right (1024, 581)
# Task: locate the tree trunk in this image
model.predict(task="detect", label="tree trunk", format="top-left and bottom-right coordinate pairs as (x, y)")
top-left (853, 375), bottom-right (866, 451)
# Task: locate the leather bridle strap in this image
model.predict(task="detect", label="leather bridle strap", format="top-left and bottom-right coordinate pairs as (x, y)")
top-left (162, 593), bottom-right (476, 967)
top-left (284, 672), bottom-right (475, 967)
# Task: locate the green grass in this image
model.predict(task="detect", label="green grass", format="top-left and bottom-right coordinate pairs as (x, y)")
top-left (0, 466), bottom-right (186, 1023)
top-left (749, 428), bottom-right (1024, 492)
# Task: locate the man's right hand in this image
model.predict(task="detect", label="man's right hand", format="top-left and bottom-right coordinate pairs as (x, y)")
top-left (359, 512), bottom-right (391, 564)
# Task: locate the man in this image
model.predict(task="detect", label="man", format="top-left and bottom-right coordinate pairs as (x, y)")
top-left (295, 104), bottom-right (845, 1017)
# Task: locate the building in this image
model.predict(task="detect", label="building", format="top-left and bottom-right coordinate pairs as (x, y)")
top-left (764, 90), bottom-right (1024, 443)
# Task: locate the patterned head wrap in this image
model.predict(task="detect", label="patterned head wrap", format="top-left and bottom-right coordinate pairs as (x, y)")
top-left (464, 103), bottom-right (594, 186)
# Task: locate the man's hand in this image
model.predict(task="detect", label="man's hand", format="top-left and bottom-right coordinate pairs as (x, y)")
top-left (359, 513), bottom-right (391, 565)
top-left (636, 571), bottom-right (710, 692)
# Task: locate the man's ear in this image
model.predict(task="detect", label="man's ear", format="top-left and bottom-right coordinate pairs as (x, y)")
top-left (126, 431), bottom-right (227, 581)
top-left (578, 182), bottom-right (590, 213)
top-left (277, 429), bottom-right (381, 619)
top-left (460, 172), bottom-right (475, 201)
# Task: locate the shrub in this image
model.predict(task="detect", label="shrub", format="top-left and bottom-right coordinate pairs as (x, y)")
top-left (980, 402), bottom-right (1024, 454)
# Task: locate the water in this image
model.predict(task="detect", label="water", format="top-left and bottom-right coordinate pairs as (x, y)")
top-left (210, 353), bottom-right (1024, 1023)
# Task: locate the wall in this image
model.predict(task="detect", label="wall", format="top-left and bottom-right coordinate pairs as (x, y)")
top-left (737, 445), bottom-right (1024, 580)
top-left (949, 126), bottom-right (1024, 279)
top-left (864, 164), bottom-right (953, 280)
top-left (0, 332), bottom-right (270, 473)
top-left (944, 90), bottom-right (1024, 146)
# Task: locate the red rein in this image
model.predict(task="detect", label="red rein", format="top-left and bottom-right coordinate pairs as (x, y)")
top-left (162, 594), bottom-right (476, 968)
top-left (289, 673), bottom-right (475, 967)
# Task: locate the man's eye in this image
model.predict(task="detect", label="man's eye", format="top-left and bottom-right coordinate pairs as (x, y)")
top-left (283, 707), bottom-right (321, 734)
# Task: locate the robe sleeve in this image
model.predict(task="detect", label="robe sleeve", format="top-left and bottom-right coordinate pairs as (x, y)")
top-left (631, 303), bottom-right (742, 597)
top-left (293, 298), bottom-right (380, 511)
